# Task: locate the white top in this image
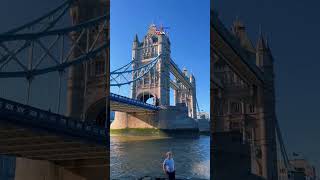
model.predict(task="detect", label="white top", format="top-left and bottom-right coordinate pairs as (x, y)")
top-left (163, 158), bottom-right (175, 172)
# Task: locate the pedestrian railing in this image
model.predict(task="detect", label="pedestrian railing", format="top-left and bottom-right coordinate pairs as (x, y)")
top-left (0, 98), bottom-right (107, 145)
top-left (110, 93), bottom-right (160, 111)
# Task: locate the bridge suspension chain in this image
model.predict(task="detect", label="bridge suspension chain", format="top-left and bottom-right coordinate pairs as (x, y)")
top-left (275, 117), bottom-right (294, 179)
top-left (110, 54), bottom-right (161, 87)
top-left (4, 0), bottom-right (74, 35)
top-left (0, 1), bottom-right (108, 112)
top-left (0, 15), bottom-right (107, 78)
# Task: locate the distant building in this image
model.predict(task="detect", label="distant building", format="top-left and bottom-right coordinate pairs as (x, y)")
top-left (276, 158), bottom-right (317, 180)
top-left (197, 112), bottom-right (210, 132)
top-left (197, 111), bottom-right (210, 120)
top-left (290, 159), bottom-right (317, 180)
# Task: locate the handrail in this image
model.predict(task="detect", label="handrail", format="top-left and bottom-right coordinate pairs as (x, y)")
top-left (110, 93), bottom-right (160, 110)
top-left (0, 97), bottom-right (106, 138)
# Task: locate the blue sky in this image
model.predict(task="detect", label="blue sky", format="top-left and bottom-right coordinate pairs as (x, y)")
top-left (110, 0), bottom-right (210, 113)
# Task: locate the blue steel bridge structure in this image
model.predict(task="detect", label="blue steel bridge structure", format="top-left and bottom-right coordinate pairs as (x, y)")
top-left (109, 54), bottom-right (162, 113)
top-left (0, 0), bottom-right (165, 179)
top-left (0, 0), bottom-right (297, 179)
top-left (0, 0), bottom-right (110, 179)
top-left (109, 53), bottom-right (202, 114)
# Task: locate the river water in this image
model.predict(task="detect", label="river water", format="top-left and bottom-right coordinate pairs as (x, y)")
top-left (110, 135), bottom-right (210, 179)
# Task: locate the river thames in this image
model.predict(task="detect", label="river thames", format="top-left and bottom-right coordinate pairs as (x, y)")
top-left (110, 135), bottom-right (210, 179)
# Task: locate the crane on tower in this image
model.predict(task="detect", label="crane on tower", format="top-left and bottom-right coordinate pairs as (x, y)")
top-left (156, 24), bottom-right (170, 35)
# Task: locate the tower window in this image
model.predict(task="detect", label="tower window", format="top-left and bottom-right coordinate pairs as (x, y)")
top-left (249, 104), bottom-right (255, 113)
top-left (232, 102), bottom-right (241, 113)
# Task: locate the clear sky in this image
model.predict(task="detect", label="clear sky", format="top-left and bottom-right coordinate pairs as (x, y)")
top-left (215, 0), bottom-right (320, 172)
top-left (110, 0), bottom-right (210, 113)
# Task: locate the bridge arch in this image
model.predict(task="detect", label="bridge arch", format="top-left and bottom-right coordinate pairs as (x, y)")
top-left (85, 98), bottom-right (106, 127)
top-left (137, 92), bottom-right (159, 106)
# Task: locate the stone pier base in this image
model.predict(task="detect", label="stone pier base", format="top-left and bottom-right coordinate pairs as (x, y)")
top-left (14, 158), bottom-right (108, 180)
top-left (110, 112), bottom-right (156, 129)
top-left (111, 104), bottom-right (199, 131)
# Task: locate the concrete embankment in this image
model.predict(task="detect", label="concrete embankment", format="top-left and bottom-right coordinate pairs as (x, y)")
top-left (110, 128), bottom-right (208, 137)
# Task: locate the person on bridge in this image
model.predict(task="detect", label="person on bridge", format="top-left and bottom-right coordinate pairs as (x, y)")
top-left (162, 151), bottom-right (175, 180)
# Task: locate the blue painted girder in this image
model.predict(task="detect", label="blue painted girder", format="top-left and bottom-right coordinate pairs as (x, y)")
top-left (110, 93), bottom-right (160, 112)
top-left (0, 98), bottom-right (107, 146)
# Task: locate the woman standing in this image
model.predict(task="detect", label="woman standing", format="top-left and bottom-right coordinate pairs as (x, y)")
top-left (162, 151), bottom-right (175, 180)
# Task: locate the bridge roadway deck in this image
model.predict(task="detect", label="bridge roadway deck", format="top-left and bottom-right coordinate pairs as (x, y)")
top-left (110, 93), bottom-right (160, 113)
top-left (0, 98), bottom-right (107, 169)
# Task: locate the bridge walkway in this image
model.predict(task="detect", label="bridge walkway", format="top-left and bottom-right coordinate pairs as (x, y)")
top-left (0, 98), bottom-right (108, 176)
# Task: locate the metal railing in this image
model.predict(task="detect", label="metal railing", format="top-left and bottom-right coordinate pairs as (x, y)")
top-left (110, 93), bottom-right (160, 111)
top-left (0, 97), bottom-right (107, 144)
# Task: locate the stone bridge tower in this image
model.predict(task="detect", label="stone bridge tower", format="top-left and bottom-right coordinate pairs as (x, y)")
top-left (67, 0), bottom-right (108, 126)
top-left (255, 32), bottom-right (278, 179)
top-left (212, 14), bottom-right (278, 180)
top-left (131, 24), bottom-right (197, 118)
top-left (111, 24), bottom-right (198, 130)
top-left (131, 24), bottom-right (170, 107)
top-left (173, 69), bottom-right (197, 119)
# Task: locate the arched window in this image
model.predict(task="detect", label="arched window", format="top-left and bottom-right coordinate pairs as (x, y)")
top-left (232, 102), bottom-right (241, 113)
top-left (249, 104), bottom-right (255, 113)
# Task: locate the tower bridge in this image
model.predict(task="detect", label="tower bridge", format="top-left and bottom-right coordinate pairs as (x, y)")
top-left (0, 0), bottom-right (296, 179)
top-left (110, 24), bottom-right (200, 131)
top-left (0, 0), bottom-right (109, 179)
top-left (110, 93), bottom-right (159, 113)
top-left (212, 10), bottom-right (293, 180)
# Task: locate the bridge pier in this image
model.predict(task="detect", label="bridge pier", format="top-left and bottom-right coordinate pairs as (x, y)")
top-left (111, 104), bottom-right (198, 131)
top-left (13, 158), bottom-right (108, 180)
top-left (110, 112), bottom-right (156, 129)
top-left (64, 163), bottom-right (108, 180)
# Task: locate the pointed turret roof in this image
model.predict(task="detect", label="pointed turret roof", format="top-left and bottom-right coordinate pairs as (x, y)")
top-left (232, 18), bottom-right (255, 53)
top-left (256, 33), bottom-right (274, 62)
top-left (256, 33), bottom-right (268, 51)
top-left (233, 17), bottom-right (245, 30)
top-left (134, 34), bottom-right (139, 42)
top-left (265, 36), bottom-right (271, 51)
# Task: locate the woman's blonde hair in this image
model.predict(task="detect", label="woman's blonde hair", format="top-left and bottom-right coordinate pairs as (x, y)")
top-left (166, 151), bottom-right (172, 157)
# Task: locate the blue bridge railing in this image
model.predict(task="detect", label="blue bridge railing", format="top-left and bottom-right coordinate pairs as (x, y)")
top-left (110, 93), bottom-right (160, 111)
top-left (0, 98), bottom-right (107, 145)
